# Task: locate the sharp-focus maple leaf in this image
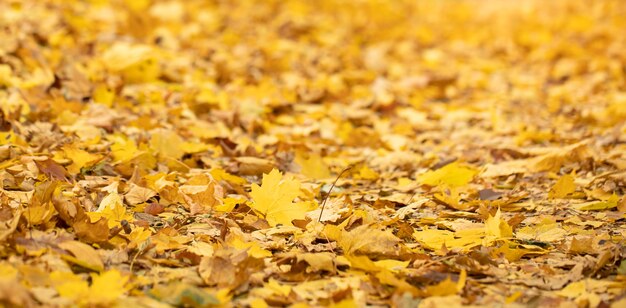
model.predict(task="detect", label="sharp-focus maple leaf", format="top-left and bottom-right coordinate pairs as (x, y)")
top-left (250, 169), bottom-right (307, 227)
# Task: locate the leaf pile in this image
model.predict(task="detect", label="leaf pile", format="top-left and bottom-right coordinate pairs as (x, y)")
top-left (1, 0), bottom-right (626, 307)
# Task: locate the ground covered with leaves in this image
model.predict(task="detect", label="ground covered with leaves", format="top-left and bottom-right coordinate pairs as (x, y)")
top-left (1, 0), bottom-right (626, 307)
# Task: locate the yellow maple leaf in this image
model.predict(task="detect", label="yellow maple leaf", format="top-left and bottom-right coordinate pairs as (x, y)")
top-left (374, 259), bottom-right (410, 273)
top-left (413, 226), bottom-right (485, 253)
top-left (250, 169), bottom-right (307, 226)
top-left (101, 42), bottom-right (160, 84)
top-left (516, 218), bottom-right (567, 243)
top-left (485, 208), bottom-right (513, 240)
top-left (418, 162), bottom-right (477, 187)
top-left (180, 173), bottom-right (224, 215)
top-left (295, 151), bottom-right (331, 180)
top-left (108, 134), bottom-right (138, 163)
top-left (127, 227), bottom-right (152, 249)
top-left (214, 197), bottom-right (245, 212)
top-left (87, 193), bottom-right (134, 228)
top-left (0, 262), bottom-right (18, 281)
top-left (228, 235), bottom-right (272, 258)
top-left (330, 298), bottom-right (358, 308)
top-left (62, 145), bottom-right (102, 174)
top-left (93, 84), bottom-right (115, 107)
top-left (210, 168), bottom-right (247, 185)
top-left (89, 270), bottom-right (129, 304)
top-left (24, 202), bottom-right (56, 226)
top-left (151, 230), bottom-right (191, 253)
top-left (266, 279), bottom-right (291, 296)
top-left (250, 298), bottom-right (269, 308)
top-left (434, 187), bottom-right (470, 210)
top-left (149, 128), bottom-right (185, 159)
top-left (355, 164), bottom-right (379, 180)
top-left (573, 194), bottom-right (620, 211)
top-left (51, 270), bottom-right (128, 305)
top-left (549, 174), bottom-right (576, 199)
top-left (425, 269), bottom-right (467, 296)
top-left (0, 131), bottom-right (17, 146)
top-left (52, 272), bottom-right (90, 302)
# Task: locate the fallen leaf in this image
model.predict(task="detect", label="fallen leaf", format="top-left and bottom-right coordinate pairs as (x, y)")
top-left (419, 162), bottom-right (477, 187)
top-left (516, 218), bottom-right (567, 243)
top-left (549, 174), bottom-right (576, 199)
top-left (572, 194), bottom-right (619, 211)
top-left (295, 151), bottom-right (331, 180)
top-left (482, 141), bottom-right (589, 177)
top-left (62, 145), bottom-right (102, 174)
top-left (58, 240), bottom-right (104, 272)
top-left (250, 169), bottom-right (307, 227)
top-left (124, 184), bottom-right (157, 205)
top-left (199, 246), bottom-right (264, 290)
top-left (87, 192), bottom-right (134, 228)
top-left (180, 173), bottom-right (224, 215)
top-left (149, 282), bottom-right (220, 306)
top-left (149, 129), bottom-right (185, 159)
top-left (485, 208), bottom-right (513, 241)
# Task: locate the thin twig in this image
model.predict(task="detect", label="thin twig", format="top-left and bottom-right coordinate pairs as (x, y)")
top-left (129, 242), bottom-right (149, 273)
top-left (318, 165), bottom-right (352, 223)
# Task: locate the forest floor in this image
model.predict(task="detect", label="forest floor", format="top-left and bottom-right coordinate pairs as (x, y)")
top-left (1, 0), bottom-right (626, 307)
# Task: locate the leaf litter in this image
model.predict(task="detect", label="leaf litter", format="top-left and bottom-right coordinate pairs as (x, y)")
top-left (1, 0), bottom-right (626, 307)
